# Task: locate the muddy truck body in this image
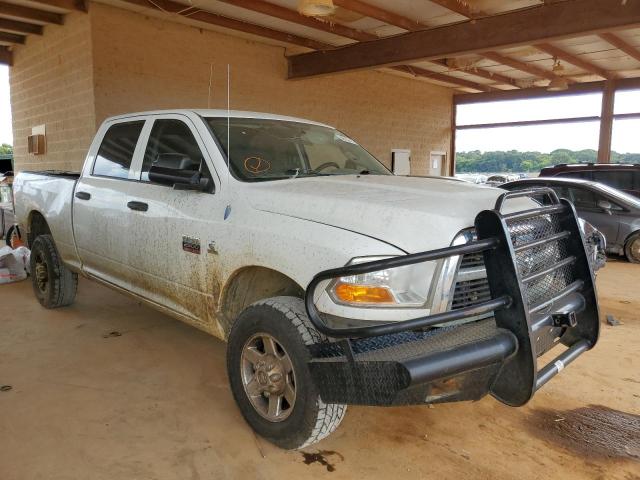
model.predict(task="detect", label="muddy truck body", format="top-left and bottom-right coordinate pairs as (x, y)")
top-left (13, 110), bottom-right (601, 449)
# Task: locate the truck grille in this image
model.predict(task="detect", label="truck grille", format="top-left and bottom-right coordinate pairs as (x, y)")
top-left (507, 214), bottom-right (576, 309)
top-left (451, 213), bottom-right (574, 312)
top-left (449, 211), bottom-right (579, 356)
top-left (452, 253), bottom-right (491, 310)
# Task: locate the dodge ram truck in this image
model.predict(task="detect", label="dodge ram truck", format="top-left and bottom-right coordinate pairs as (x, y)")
top-left (13, 110), bottom-right (601, 449)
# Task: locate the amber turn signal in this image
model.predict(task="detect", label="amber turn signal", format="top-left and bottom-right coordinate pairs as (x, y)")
top-left (334, 282), bottom-right (395, 304)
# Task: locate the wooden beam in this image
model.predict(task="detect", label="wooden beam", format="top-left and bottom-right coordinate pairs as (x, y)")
top-left (0, 30), bottom-right (25, 44)
top-left (26, 0), bottom-right (87, 12)
top-left (534, 42), bottom-right (613, 79)
top-left (454, 77), bottom-right (640, 104)
top-left (599, 32), bottom-right (640, 63)
top-left (0, 2), bottom-right (64, 24)
top-left (430, 58), bottom-right (519, 86)
top-left (333, 0), bottom-right (426, 31)
top-left (0, 45), bottom-right (11, 65)
top-left (118, 0), bottom-right (333, 50)
top-left (0, 17), bottom-right (43, 35)
top-left (597, 79), bottom-right (615, 163)
top-left (392, 65), bottom-right (493, 92)
top-left (428, 0), bottom-right (477, 18)
top-left (457, 115), bottom-right (601, 130)
top-left (214, 0), bottom-right (376, 42)
top-left (482, 51), bottom-right (568, 82)
top-left (288, 0), bottom-right (640, 78)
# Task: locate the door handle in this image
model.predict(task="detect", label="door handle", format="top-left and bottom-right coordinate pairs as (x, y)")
top-left (127, 201), bottom-right (149, 212)
top-left (75, 191), bottom-right (91, 200)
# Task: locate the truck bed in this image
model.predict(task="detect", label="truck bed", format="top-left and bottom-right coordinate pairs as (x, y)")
top-left (12, 171), bottom-right (80, 270)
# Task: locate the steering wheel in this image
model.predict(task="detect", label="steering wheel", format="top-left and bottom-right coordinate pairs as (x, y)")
top-left (314, 162), bottom-right (340, 172)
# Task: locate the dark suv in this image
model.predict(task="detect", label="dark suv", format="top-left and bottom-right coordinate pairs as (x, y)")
top-left (539, 163), bottom-right (640, 198)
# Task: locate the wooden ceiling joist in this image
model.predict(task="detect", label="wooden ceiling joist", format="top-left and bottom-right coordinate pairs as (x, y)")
top-left (333, 0), bottom-right (426, 31)
top-left (0, 44), bottom-right (11, 65)
top-left (288, 0), bottom-right (640, 79)
top-left (482, 51), bottom-right (570, 83)
top-left (430, 58), bottom-right (519, 87)
top-left (0, 1), bottom-right (64, 24)
top-left (392, 65), bottom-right (493, 92)
top-left (123, 0), bottom-right (484, 91)
top-left (214, 0), bottom-right (376, 42)
top-left (427, 0), bottom-right (477, 19)
top-left (0, 30), bottom-right (24, 44)
top-left (0, 17), bottom-right (43, 35)
top-left (599, 32), bottom-right (640, 63)
top-left (28, 0), bottom-right (87, 11)
top-left (118, 0), bottom-right (333, 50)
top-left (534, 42), bottom-right (613, 80)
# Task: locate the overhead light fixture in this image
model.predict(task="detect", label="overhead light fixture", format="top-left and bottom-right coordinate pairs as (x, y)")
top-left (298, 0), bottom-right (335, 17)
top-left (547, 59), bottom-right (569, 91)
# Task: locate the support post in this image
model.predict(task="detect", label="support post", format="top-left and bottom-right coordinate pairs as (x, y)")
top-left (597, 80), bottom-right (616, 164)
top-left (449, 100), bottom-right (457, 177)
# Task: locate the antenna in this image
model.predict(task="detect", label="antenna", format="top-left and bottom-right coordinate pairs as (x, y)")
top-left (227, 64), bottom-right (231, 184)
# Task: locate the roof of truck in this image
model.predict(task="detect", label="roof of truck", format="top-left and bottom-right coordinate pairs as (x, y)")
top-left (105, 109), bottom-right (333, 128)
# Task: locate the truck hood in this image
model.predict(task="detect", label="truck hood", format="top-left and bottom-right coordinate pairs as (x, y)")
top-left (244, 175), bottom-right (528, 253)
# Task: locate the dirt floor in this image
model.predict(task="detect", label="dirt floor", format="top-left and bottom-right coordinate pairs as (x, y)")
top-left (1, 261), bottom-right (638, 480)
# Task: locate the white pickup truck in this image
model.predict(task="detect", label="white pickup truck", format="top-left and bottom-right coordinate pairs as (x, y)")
top-left (14, 110), bottom-right (601, 449)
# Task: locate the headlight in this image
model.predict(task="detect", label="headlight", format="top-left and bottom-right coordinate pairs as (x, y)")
top-left (328, 256), bottom-right (431, 307)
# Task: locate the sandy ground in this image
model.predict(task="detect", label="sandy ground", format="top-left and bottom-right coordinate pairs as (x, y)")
top-left (0, 261), bottom-right (638, 480)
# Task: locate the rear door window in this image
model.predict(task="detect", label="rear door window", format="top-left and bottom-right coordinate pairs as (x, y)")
top-left (565, 187), bottom-right (598, 209)
top-left (559, 171), bottom-right (591, 180)
top-left (592, 170), bottom-right (634, 191)
top-left (93, 121), bottom-right (145, 179)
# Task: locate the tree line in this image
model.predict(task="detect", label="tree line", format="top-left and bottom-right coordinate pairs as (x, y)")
top-left (0, 144), bottom-right (12, 155)
top-left (456, 149), bottom-right (640, 173)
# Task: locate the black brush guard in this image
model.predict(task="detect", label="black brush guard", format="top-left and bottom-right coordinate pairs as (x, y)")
top-left (304, 189), bottom-right (600, 406)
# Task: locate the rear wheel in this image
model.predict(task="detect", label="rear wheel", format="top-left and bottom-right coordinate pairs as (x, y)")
top-left (624, 232), bottom-right (640, 263)
top-left (30, 234), bottom-right (78, 308)
top-left (227, 296), bottom-right (346, 450)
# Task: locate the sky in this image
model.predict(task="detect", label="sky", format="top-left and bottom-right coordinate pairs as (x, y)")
top-left (0, 66), bottom-right (11, 146)
top-left (456, 90), bottom-right (640, 154)
top-left (0, 65), bottom-right (639, 153)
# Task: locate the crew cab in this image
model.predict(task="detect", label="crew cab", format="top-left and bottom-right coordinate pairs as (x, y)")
top-left (13, 110), bottom-right (601, 449)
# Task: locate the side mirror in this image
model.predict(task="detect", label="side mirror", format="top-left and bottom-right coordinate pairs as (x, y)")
top-left (597, 200), bottom-right (613, 215)
top-left (148, 165), bottom-right (212, 192)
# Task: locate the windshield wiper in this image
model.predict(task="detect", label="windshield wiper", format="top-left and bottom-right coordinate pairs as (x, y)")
top-left (285, 168), bottom-right (332, 178)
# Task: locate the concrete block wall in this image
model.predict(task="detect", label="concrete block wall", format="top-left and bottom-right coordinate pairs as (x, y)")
top-left (9, 12), bottom-right (96, 172)
top-left (9, 3), bottom-right (453, 175)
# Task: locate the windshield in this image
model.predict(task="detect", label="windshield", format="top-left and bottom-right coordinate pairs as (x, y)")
top-left (206, 117), bottom-right (391, 181)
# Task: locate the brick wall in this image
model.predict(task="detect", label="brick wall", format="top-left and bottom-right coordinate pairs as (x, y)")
top-left (9, 3), bottom-right (453, 175)
top-left (91, 4), bottom-right (452, 174)
top-left (9, 12), bottom-right (96, 172)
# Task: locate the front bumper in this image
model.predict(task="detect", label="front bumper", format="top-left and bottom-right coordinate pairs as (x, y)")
top-left (304, 189), bottom-right (600, 407)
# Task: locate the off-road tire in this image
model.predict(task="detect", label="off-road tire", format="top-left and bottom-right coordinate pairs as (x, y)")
top-left (624, 232), bottom-right (640, 263)
top-left (227, 296), bottom-right (346, 450)
top-left (5, 225), bottom-right (16, 247)
top-left (30, 234), bottom-right (78, 308)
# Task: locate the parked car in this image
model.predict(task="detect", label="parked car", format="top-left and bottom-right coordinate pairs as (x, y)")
top-left (540, 163), bottom-right (640, 198)
top-left (13, 110), bottom-right (601, 449)
top-left (485, 174), bottom-right (519, 187)
top-left (502, 177), bottom-right (640, 263)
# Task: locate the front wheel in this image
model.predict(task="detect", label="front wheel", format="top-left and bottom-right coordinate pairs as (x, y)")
top-left (226, 296), bottom-right (346, 450)
top-left (625, 232), bottom-right (640, 263)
